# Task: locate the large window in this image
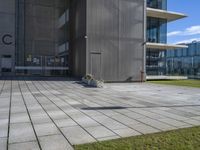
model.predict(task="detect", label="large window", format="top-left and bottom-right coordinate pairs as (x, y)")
top-left (146, 49), bottom-right (166, 75)
top-left (177, 49), bottom-right (183, 57)
top-left (16, 0), bottom-right (70, 76)
top-left (182, 48), bottom-right (187, 57)
top-left (166, 42), bottom-right (200, 77)
top-left (146, 17), bottom-right (167, 76)
top-left (147, 17), bottom-right (167, 44)
top-left (188, 43), bottom-right (196, 56)
top-left (197, 43), bottom-right (200, 55)
top-left (147, 0), bottom-right (167, 10)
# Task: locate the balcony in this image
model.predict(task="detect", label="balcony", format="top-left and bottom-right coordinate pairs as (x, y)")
top-left (146, 42), bottom-right (188, 50)
top-left (147, 7), bottom-right (187, 22)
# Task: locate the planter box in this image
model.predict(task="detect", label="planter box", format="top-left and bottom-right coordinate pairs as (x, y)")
top-left (82, 78), bottom-right (88, 84)
top-left (82, 77), bottom-right (104, 88)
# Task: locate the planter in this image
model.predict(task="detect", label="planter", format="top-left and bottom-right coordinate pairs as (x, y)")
top-left (82, 75), bottom-right (104, 88)
top-left (90, 79), bottom-right (104, 88)
top-left (90, 79), bottom-right (97, 87)
top-left (87, 79), bottom-right (92, 85)
top-left (96, 80), bottom-right (104, 88)
top-left (82, 78), bottom-right (88, 84)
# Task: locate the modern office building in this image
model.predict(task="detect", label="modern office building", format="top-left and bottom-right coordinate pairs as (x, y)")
top-left (0, 0), bottom-right (186, 81)
top-left (166, 41), bottom-right (200, 78)
top-left (146, 0), bottom-right (187, 75)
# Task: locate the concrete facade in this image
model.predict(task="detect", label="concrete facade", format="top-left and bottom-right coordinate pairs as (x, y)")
top-left (71, 0), bottom-right (146, 81)
top-left (15, 0), bottom-right (69, 76)
top-left (0, 0), bottom-right (16, 76)
top-left (0, 0), bottom-right (145, 82)
top-left (86, 0), bottom-right (145, 81)
top-left (0, 0), bottom-right (188, 81)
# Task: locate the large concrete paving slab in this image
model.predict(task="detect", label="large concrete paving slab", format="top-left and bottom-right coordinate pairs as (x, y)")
top-left (9, 123), bottom-right (36, 144)
top-left (0, 79), bottom-right (200, 150)
top-left (39, 134), bottom-right (73, 150)
top-left (61, 125), bottom-right (96, 145)
top-left (8, 141), bottom-right (40, 150)
top-left (0, 138), bottom-right (7, 150)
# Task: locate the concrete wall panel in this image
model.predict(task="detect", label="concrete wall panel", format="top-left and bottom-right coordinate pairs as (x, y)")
top-left (16, 0), bottom-right (69, 70)
top-left (70, 0), bottom-right (87, 77)
top-left (86, 0), bottom-right (145, 81)
top-left (0, 0), bottom-right (15, 14)
top-left (0, 0), bottom-right (15, 75)
top-left (87, 0), bottom-right (119, 80)
top-left (118, 0), bottom-right (145, 81)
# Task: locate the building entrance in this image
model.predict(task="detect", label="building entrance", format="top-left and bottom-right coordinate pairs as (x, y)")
top-left (15, 0), bottom-right (70, 77)
top-left (15, 55), bottom-right (68, 76)
top-left (1, 55), bottom-right (12, 76)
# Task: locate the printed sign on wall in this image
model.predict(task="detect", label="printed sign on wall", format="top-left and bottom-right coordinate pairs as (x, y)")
top-left (1, 34), bottom-right (13, 45)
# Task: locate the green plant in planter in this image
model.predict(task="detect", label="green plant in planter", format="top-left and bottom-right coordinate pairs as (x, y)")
top-left (82, 74), bottom-right (104, 88)
top-left (82, 74), bottom-right (93, 84)
top-left (85, 74), bottom-right (93, 80)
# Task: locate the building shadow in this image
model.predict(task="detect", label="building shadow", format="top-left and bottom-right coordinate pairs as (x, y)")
top-left (0, 76), bottom-right (80, 81)
top-left (81, 104), bottom-right (200, 110)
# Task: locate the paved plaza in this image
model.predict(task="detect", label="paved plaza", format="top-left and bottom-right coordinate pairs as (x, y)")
top-left (0, 79), bottom-right (200, 150)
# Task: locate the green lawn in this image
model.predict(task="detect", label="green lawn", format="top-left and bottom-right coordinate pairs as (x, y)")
top-left (148, 80), bottom-right (200, 88)
top-left (74, 126), bottom-right (200, 150)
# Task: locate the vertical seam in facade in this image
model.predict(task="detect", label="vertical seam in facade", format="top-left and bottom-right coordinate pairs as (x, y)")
top-left (118, 0), bottom-right (120, 80)
top-left (144, 0), bottom-right (147, 76)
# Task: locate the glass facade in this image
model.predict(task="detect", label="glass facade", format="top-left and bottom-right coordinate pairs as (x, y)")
top-left (147, 0), bottom-right (167, 10)
top-left (15, 0), bottom-right (70, 76)
top-left (147, 18), bottom-right (167, 44)
top-left (166, 42), bottom-right (200, 78)
top-left (146, 0), bottom-right (167, 75)
top-left (146, 49), bottom-right (166, 75)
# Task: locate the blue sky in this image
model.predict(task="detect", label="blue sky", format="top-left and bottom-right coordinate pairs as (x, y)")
top-left (167, 0), bottom-right (200, 44)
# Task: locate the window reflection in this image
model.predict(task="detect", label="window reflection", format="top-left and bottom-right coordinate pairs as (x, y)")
top-left (147, 0), bottom-right (167, 10)
top-left (16, 0), bottom-right (70, 76)
top-left (166, 42), bottom-right (200, 77)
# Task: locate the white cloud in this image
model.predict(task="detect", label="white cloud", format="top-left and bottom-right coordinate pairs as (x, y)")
top-left (175, 38), bottom-right (200, 44)
top-left (167, 31), bottom-right (182, 37)
top-left (167, 25), bottom-right (200, 37)
top-left (184, 26), bottom-right (200, 35)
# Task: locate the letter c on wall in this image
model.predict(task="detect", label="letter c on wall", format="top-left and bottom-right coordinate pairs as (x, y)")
top-left (2, 34), bottom-right (13, 45)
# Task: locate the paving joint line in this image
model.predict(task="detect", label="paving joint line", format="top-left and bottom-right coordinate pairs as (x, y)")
top-left (39, 80), bottom-right (123, 138)
top-left (18, 80), bottom-right (42, 150)
top-left (144, 108), bottom-right (200, 127)
top-left (51, 80), bottom-right (163, 134)
top-left (33, 80), bottom-right (101, 142)
top-left (43, 80), bottom-right (147, 136)
top-left (66, 82), bottom-right (183, 131)
top-left (0, 80), bottom-right (5, 95)
top-left (6, 80), bottom-right (12, 150)
top-left (69, 83), bottom-right (188, 130)
top-left (7, 140), bottom-right (37, 145)
top-left (24, 80), bottom-right (74, 149)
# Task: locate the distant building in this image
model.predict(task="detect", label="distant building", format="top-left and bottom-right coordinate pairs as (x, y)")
top-left (166, 41), bottom-right (200, 78)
